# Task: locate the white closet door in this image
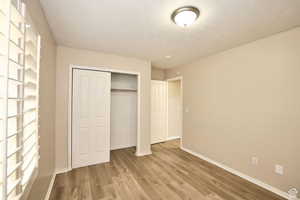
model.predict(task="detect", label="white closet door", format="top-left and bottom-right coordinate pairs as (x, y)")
top-left (151, 81), bottom-right (167, 144)
top-left (72, 69), bottom-right (111, 168)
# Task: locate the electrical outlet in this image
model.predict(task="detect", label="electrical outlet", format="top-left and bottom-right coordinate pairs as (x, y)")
top-left (275, 165), bottom-right (284, 175)
top-left (185, 107), bottom-right (189, 113)
top-left (288, 188), bottom-right (298, 200)
top-left (251, 157), bottom-right (258, 165)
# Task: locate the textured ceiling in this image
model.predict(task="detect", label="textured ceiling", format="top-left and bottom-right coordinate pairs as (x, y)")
top-left (40, 0), bottom-right (300, 69)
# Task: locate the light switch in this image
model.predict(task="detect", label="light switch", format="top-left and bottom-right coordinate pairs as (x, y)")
top-left (275, 165), bottom-right (284, 175)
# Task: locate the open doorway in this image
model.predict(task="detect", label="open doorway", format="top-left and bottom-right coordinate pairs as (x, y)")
top-left (150, 77), bottom-right (183, 147)
top-left (167, 77), bottom-right (183, 146)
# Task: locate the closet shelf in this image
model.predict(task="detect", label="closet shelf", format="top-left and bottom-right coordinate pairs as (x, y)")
top-left (111, 88), bottom-right (137, 92)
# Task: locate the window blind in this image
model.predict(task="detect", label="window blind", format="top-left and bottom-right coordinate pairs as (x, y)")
top-left (0, 0), bottom-right (40, 199)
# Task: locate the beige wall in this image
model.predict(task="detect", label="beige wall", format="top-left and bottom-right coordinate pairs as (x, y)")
top-left (165, 28), bottom-right (300, 192)
top-left (168, 80), bottom-right (182, 139)
top-left (151, 67), bottom-right (165, 80)
top-left (55, 46), bottom-right (151, 171)
top-left (25, 0), bottom-right (57, 199)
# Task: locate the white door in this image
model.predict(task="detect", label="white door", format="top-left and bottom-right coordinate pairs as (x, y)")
top-left (72, 69), bottom-right (111, 168)
top-left (151, 81), bottom-right (167, 144)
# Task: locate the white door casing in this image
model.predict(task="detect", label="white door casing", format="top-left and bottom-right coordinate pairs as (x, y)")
top-left (72, 69), bottom-right (111, 168)
top-left (151, 80), bottom-right (167, 144)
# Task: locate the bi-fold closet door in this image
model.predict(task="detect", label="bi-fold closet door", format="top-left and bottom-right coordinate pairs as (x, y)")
top-left (72, 69), bottom-right (111, 169)
top-left (72, 70), bottom-right (138, 169)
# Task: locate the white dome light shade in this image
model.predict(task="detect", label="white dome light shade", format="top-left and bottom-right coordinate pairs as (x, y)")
top-left (171, 6), bottom-right (200, 27)
top-left (174, 10), bottom-right (197, 27)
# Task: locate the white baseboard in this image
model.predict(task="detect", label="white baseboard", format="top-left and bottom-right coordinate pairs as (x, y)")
top-left (55, 168), bottom-right (71, 175)
top-left (135, 150), bottom-right (152, 157)
top-left (151, 139), bottom-right (167, 145)
top-left (166, 136), bottom-right (181, 141)
top-left (111, 144), bottom-right (136, 151)
top-left (181, 147), bottom-right (289, 199)
top-left (44, 173), bottom-right (56, 200)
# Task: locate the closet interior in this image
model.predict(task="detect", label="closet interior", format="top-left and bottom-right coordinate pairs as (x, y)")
top-left (110, 73), bottom-right (137, 150)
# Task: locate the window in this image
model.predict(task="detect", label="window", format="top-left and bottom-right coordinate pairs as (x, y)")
top-left (0, 0), bottom-right (40, 199)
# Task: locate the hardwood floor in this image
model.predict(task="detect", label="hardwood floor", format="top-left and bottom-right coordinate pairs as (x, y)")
top-left (49, 140), bottom-right (284, 200)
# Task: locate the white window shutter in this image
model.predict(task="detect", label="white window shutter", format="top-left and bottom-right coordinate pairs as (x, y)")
top-left (0, 0), bottom-right (40, 199)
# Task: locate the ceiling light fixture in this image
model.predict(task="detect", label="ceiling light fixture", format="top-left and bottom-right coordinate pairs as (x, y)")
top-left (171, 6), bottom-right (200, 27)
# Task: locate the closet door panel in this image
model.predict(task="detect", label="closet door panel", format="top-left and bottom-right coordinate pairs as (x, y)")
top-left (78, 127), bottom-right (89, 159)
top-left (151, 81), bottom-right (167, 144)
top-left (72, 69), bottom-right (111, 169)
top-left (73, 72), bottom-right (90, 166)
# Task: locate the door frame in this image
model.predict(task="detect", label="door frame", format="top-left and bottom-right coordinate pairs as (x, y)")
top-left (68, 64), bottom-right (141, 170)
top-left (166, 76), bottom-right (183, 148)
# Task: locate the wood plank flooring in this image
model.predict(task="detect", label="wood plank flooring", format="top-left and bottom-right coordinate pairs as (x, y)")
top-left (49, 140), bottom-right (284, 200)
